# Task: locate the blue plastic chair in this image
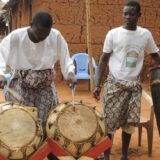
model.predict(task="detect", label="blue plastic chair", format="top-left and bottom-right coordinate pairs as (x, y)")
top-left (72, 52), bottom-right (98, 91)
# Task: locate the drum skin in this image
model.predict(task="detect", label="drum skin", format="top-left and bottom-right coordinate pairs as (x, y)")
top-left (46, 101), bottom-right (106, 158)
top-left (0, 102), bottom-right (43, 159)
top-left (150, 67), bottom-right (160, 135)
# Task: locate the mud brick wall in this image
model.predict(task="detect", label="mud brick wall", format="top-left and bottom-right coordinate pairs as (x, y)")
top-left (11, 0), bottom-right (160, 81)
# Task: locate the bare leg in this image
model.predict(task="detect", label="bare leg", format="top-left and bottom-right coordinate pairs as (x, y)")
top-left (104, 134), bottom-right (113, 160)
top-left (120, 131), bottom-right (131, 160)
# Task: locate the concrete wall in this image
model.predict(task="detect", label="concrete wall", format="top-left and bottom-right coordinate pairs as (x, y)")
top-left (10, 0), bottom-right (160, 81)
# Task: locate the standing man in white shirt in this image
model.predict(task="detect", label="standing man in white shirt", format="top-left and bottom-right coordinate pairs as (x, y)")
top-left (94, 1), bottom-right (160, 160)
top-left (0, 11), bottom-right (76, 160)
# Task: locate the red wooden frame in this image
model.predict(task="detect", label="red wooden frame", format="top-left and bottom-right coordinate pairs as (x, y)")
top-left (0, 137), bottom-right (112, 160)
top-left (29, 137), bottom-right (112, 160)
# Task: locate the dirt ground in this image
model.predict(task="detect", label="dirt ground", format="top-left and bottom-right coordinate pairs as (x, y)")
top-left (0, 80), bottom-right (159, 160)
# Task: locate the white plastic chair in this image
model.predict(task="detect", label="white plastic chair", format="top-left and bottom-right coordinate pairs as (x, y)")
top-left (71, 52), bottom-right (98, 91)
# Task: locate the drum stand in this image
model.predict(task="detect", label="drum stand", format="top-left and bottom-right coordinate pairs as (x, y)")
top-left (0, 137), bottom-right (112, 160)
top-left (0, 156), bottom-right (5, 160)
top-left (29, 137), bottom-right (112, 160)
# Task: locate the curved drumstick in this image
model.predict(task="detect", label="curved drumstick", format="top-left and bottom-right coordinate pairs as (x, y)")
top-left (4, 85), bottom-right (24, 102)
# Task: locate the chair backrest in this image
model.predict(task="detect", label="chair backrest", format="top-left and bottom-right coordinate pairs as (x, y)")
top-left (72, 52), bottom-right (97, 75)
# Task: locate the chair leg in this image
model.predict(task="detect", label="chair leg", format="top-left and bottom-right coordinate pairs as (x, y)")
top-left (88, 80), bottom-right (90, 91)
top-left (138, 126), bottom-right (142, 146)
top-left (146, 124), bottom-right (153, 156)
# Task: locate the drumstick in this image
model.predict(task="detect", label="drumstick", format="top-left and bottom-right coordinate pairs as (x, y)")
top-left (70, 83), bottom-right (76, 110)
top-left (4, 86), bottom-right (24, 102)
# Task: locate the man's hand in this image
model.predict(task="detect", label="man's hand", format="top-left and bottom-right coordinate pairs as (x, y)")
top-left (93, 86), bottom-right (101, 100)
top-left (0, 75), bottom-right (6, 88)
top-left (67, 72), bottom-right (77, 88)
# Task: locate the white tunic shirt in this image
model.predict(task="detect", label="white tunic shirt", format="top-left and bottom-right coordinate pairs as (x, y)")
top-left (0, 27), bottom-right (75, 79)
top-left (103, 26), bottom-right (159, 81)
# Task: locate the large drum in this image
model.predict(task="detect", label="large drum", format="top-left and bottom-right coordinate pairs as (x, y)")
top-left (0, 102), bottom-right (43, 159)
top-left (150, 66), bottom-right (160, 135)
top-left (46, 101), bottom-right (106, 158)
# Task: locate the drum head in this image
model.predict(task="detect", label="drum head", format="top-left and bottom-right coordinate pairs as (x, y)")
top-left (0, 108), bottom-right (36, 149)
top-left (57, 104), bottom-right (97, 142)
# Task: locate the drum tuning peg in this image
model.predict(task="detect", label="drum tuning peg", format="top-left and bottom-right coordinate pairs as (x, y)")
top-left (93, 106), bottom-right (96, 110)
top-left (80, 100), bottom-right (83, 103)
top-left (94, 141), bottom-right (97, 146)
top-left (37, 132), bottom-right (43, 137)
top-left (48, 122), bottom-right (53, 129)
top-left (91, 141), bottom-right (96, 147)
top-left (53, 110), bottom-right (57, 113)
top-left (64, 101), bottom-right (69, 104)
top-left (32, 108), bottom-right (36, 112)
top-left (63, 144), bottom-right (67, 149)
top-left (32, 145), bottom-right (37, 152)
top-left (100, 117), bottom-right (103, 121)
top-left (72, 106), bottom-right (76, 112)
top-left (54, 136), bottom-right (60, 141)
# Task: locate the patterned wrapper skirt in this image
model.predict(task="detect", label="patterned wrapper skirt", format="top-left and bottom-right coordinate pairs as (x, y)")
top-left (5, 69), bottom-right (59, 129)
top-left (102, 74), bottom-right (142, 133)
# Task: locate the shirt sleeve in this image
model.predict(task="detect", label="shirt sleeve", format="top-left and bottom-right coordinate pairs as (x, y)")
top-left (145, 31), bottom-right (159, 54)
top-left (0, 34), bottom-right (11, 76)
top-left (103, 30), bottom-right (113, 53)
top-left (0, 47), bottom-right (11, 81)
top-left (57, 32), bottom-right (75, 79)
top-left (0, 53), bottom-right (6, 76)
